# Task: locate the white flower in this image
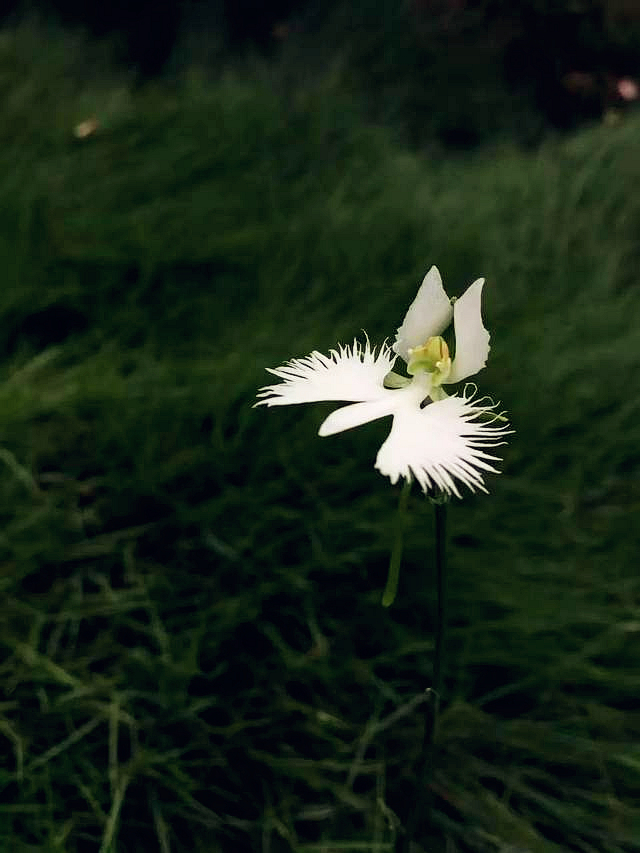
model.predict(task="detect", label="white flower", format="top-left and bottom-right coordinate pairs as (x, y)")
top-left (256, 266), bottom-right (511, 497)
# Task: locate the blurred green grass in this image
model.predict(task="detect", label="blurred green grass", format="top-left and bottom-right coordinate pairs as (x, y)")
top-left (0, 21), bottom-right (639, 853)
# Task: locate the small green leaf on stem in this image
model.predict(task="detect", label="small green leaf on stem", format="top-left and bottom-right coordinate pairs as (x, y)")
top-left (382, 479), bottom-right (412, 607)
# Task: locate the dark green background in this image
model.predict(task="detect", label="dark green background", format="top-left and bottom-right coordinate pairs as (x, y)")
top-left (0, 9), bottom-right (639, 852)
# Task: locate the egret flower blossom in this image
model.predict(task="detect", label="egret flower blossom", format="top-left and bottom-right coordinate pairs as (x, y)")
top-left (256, 267), bottom-right (510, 497)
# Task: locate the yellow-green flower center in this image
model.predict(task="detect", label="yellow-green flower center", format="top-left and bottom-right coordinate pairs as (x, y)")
top-left (407, 336), bottom-right (451, 385)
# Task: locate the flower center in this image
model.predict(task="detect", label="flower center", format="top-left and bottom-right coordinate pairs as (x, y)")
top-left (407, 336), bottom-right (452, 385)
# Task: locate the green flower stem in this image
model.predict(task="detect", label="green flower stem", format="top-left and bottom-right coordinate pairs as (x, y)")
top-left (397, 499), bottom-right (447, 853)
top-left (382, 479), bottom-right (412, 607)
top-left (432, 501), bottom-right (446, 697)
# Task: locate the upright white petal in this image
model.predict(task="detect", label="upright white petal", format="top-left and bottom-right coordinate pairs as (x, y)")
top-left (393, 266), bottom-right (453, 363)
top-left (375, 391), bottom-right (511, 498)
top-left (255, 339), bottom-right (395, 406)
top-left (446, 278), bottom-right (490, 384)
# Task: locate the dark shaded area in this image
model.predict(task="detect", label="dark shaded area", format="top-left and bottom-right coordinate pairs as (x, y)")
top-left (10, 0), bottom-right (181, 75)
top-left (2, 1), bottom-right (640, 139)
top-left (3, 302), bottom-right (88, 356)
top-left (222, 0), bottom-right (301, 48)
top-left (504, 3), bottom-right (640, 129)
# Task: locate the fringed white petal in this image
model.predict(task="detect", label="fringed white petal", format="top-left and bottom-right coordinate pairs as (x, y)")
top-left (375, 389), bottom-right (511, 498)
top-left (255, 339), bottom-right (395, 406)
top-left (447, 278), bottom-right (490, 384)
top-left (393, 266), bottom-right (453, 363)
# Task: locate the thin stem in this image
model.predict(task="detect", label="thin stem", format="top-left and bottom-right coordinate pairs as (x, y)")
top-left (382, 479), bottom-right (412, 607)
top-left (397, 499), bottom-right (447, 853)
top-left (432, 501), bottom-right (446, 697)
